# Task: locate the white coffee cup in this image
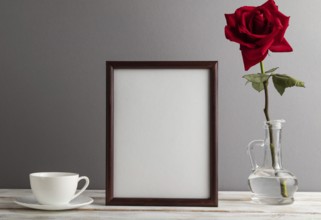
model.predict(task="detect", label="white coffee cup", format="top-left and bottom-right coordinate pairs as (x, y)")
top-left (30, 172), bottom-right (90, 205)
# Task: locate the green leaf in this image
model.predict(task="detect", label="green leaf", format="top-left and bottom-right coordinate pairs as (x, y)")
top-left (243, 74), bottom-right (269, 83)
top-left (252, 82), bottom-right (264, 92)
top-left (243, 73), bottom-right (269, 92)
top-left (265, 67), bottom-right (279, 74)
top-left (272, 74), bottom-right (305, 96)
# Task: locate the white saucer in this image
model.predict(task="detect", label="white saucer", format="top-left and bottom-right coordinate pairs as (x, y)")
top-left (14, 195), bottom-right (94, 211)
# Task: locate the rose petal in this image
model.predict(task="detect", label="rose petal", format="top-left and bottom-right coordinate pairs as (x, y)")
top-left (225, 26), bottom-right (256, 48)
top-left (261, 0), bottom-right (290, 27)
top-left (241, 46), bottom-right (269, 70)
top-left (269, 38), bottom-right (293, 52)
top-left (238, 10), bottom-right (253, 34)
top-left (260, 0), bottom-right (278, 12)
top-left (257, 38), bottom-right (274, 55)
top-left (238, 7), bottom-right (274, 41)
top-left (272, 17), bottom-right (290, 42)
top-left (235, 6), bottom-right (255, 19)
top-left (255, 25), bottom-right (281, 50)
top-left (252, 11), bottom-right (266, 34)
top-left (225, 14), bottom-right (237, 28)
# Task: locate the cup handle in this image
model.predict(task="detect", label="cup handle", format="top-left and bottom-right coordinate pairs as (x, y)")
top-left (247, 140), bottom-right (264, 171)
top-left (71, 176), bottom-right (90, 200)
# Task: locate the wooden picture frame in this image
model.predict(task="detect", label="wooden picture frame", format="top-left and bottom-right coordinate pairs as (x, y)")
top-left (106, 61), bottom-right (218, 206)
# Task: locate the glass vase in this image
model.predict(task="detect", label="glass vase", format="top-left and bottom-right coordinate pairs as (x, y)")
top-left (247, 120), bottom-right (298, 205)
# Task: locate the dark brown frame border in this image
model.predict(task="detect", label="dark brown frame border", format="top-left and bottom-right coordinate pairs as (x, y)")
top-left (106, 61), bottom-right (218, 207)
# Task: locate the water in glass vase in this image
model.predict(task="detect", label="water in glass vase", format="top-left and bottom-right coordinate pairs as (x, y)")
top-left (247, 120), bottom-right (298, 205)
top-left (248, 168), bottom-right (298, 204)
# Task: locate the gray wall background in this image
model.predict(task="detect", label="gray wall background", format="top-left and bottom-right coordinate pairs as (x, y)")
top-left (0, 0), bottom-right (319, 191)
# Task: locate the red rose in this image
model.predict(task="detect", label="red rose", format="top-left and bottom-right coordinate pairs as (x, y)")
top-left (225, 0), bottom-right (293, 70)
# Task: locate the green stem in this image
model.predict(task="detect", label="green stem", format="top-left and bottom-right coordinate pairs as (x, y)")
top-left (260, 62), bottom-right (275, 168)
top-left (260, 61), bottom-right (288, 198)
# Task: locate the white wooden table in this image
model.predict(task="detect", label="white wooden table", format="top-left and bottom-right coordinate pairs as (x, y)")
top-left (1, 189), bottom-right (321, 219)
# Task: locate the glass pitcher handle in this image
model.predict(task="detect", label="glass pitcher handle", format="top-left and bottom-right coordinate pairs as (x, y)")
top-left (247, 140), bottom-right (264, 171)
